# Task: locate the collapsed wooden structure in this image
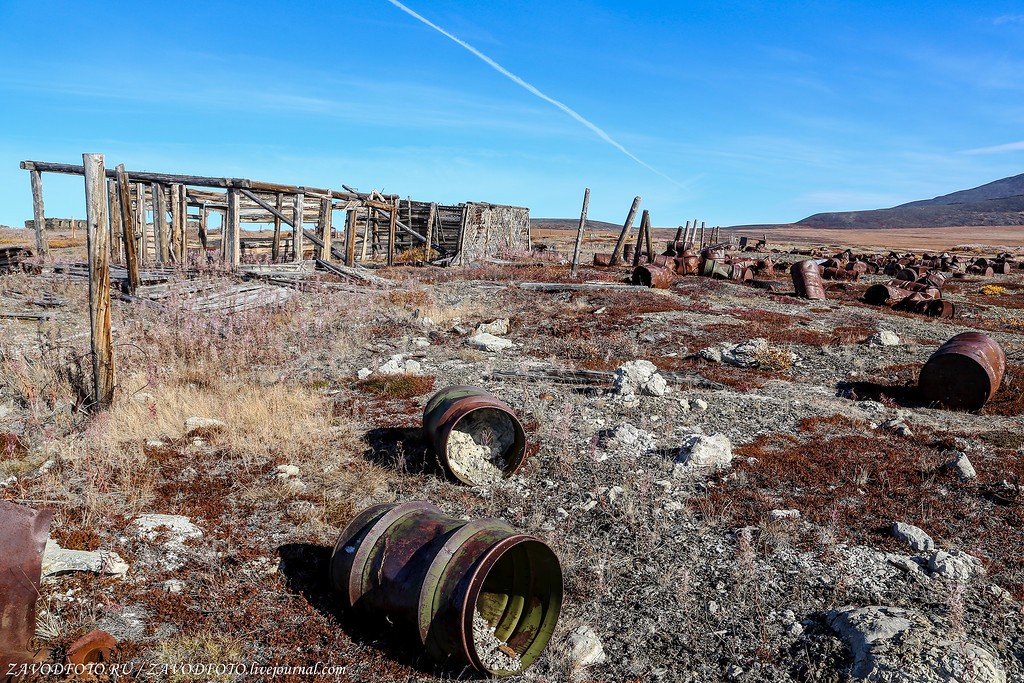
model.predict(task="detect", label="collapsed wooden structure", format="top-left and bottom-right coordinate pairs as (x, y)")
top-left (20, 158), bottom-right (531, 271)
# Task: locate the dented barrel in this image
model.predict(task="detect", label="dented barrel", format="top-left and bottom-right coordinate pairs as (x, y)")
top-left (918, 332), bottom-right (1005, 411)
top-left (330, 502), bottom-right (563, 676)
top-left (632, 264), bottom-right (675, 288)
top-left (423, 386), bottom-right (527, 486)
top-left (791, 260), bottom-right (826, 300)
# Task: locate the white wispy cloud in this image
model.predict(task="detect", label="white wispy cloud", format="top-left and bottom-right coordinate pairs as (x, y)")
top-left (994, 14), bottom-right (1024, 25)
top-left (961, 141), bottom-right (1024, 154)
top-left (382, 0), bottom-right (684, 187)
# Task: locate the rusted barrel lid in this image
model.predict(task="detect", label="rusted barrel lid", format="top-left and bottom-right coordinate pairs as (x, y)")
top-left (919, 332), bottom-right (1005, 411)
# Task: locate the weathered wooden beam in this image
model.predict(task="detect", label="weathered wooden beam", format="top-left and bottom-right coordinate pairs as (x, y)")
top-left (135, 182), bottom-right (147, 261)
top-left (318, 196), bottom-right (332, 261)
top-left (225, 187), bottom-right (240, 266)
top-left (632, 210), bottom-right (648, 267)
top-left (425, 202), bottom-right (437, 259)
top-left (83, 154), bottom-right (115, 408)
top-left (387, 199), bottom-right (397, 266)
top-left (272, 193), bottom-right (283, 261)
top-left (115, 165), bottom-right (141, 293)
top-left (644, 210), bottom-right (654, 263)
top-left (570, 188), bottom-right (590, 278)
top-left (107, 179), bottom-right (122, 264)
top-left (345, 209), bottom-right (356, 266)
top-left (293, 192), bottom-right (305, 262)
top-left (198, 204), bottom-right (208, 254)
top-left (29, 169), bottom-right (49, 256)
top-left (609, 196), bottom-right (641, 266)
top-left (21, 160), bottom-right (249, 189)
top-left (151, 182), bottom-right (167, 263)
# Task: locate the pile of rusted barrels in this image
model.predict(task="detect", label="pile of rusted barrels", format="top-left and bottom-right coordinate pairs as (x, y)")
top-left (623, 239), bottom-right (786, 289)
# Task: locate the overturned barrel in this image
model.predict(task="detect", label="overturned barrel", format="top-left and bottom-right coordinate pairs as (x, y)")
top-left (331, 502), bottom-right (563, 676)
top-left (632, 264), bottom-right (675, 288)
top-left (918, 332), bottom-right (1005, 411)
top-left (423, 386), bottom-right (527, 486)
top-left (791, 260), bottom-right (826, 300)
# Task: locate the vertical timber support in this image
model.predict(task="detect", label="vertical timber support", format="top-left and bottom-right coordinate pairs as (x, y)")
top-left (345, 208), bottom-right (356, 266)
top-left (29, 170), bottom-right (49, 257)
top-left (198, 204), bottom-right (208, 255)
top-left (225, 187), bottom-right (240, 266)
top-left (115, 165), bottom-right (141, 293)
top-left (271, 193), bottom-right (283, 261)
top-left (609, 196), bottom-right (641, 266)
top-left (151, 182), bottom-right (166, 263)
top-left (293, 192), bottom-right (304, 262)
top-left (319, 195), bottom-right (332, 261)
top-left (82, 154), bottom-right (115, 408)
top-left (632, 210), bottom-right (649, 267)
top-left (570, 188), bottom-right (590, 278)
top-left (425, 202), bottom-right (437, 261)
top-left (644, 210), bottom-right (654, 261)
top-left (168, 184), bottom-right (181, 261)
top-left (387, 199), bottom-right (397, 266)
top-left (134, 183), bottom-right (147, 262)
top-left (107, 179), bottom-right (122, 265)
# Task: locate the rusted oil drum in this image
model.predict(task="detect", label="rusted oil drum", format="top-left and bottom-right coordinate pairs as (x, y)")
top-left (423, 386), bottom-right (527, 486)
top-left (755, 258), bottom-right (775, 273)
top-left (864, 284), bottom-right (912, 305)
top-left (846, 261), bottom-right (868, 274)
top-left (651, 254), bottom-right (678, 271)
top-left (593, 253), bottom-right (613, 267)
top-left (729, 265), bottom-right (753, 281)
top-left (680, 249), bottom-right (699, 274)
top-left (331, 502), bottom-right (563, 676)
top-left (820, 266), bottom-right (859, 282)
top-left (632, 264), bottom-right (675, 288)
top-left (888, 279), bottom-right (940, 299)
top-left (920, 271), bottom-right (947, 290)
top-left (924, 299), bottom-right (956, 318)
top-left (700, 259), bottom-right (733, 280)
top-left (623, 244), bottom-right (636, 262)
top-left (967, 265), bottom-right (995, 277)
top-left (919, 332), bottom-right (1005, 411)
top-left (791, 260), bottom-right (826, 300)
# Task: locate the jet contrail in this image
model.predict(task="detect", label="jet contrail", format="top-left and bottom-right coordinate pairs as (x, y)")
top-left (384, 0), bottom-right (682, 186)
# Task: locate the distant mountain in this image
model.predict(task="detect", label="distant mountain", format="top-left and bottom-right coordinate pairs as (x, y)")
top-left (531, 218), bottom-right (623, 232)
top-left (795, 173), bottom-right (1024, 229)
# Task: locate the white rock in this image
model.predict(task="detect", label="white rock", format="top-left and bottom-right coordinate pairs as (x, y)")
top-left (641, 373), bottom-right (667, 397)
top-left (132, 514), bottom-right (203, 544)
top-left (613, 360), bottom-right (667, 398)
top-left (276, 464), bottom-right (300, 478)
top-left (566, 625), bottom-right (606, 672)
top-left (41, 539), bottom-right (129, 579)
top-left (605, 423), bottom-right (655, 459)
top-left (675, 433), bottom-right (733, 470)
top-left (160, 579), bottom-right (184, 594)
top-left (768, 509), bottom-right (801, 521)
top-left (476, 318), bottom-right (510, 336)
top-left (892, 522), bottom-right (934, 552)
top-left (404, 359), bottom-right (421, 374)
top-left (928, 550), bottom-right (985, 582)
top-left (691, 398), bottom-right (709, 412)
top-left (698, 347), bottom-right (723, 363)
top-left (468, 333), bottom-right (514, 352)
top-left (357, 367), bottom-right (373, 380)
top-left (950, 452), bottom-right (977, 480)
top-left (411, 337), bottom-right (431, 349)
top-left (867, 330), bottom-right (900, 347)
top-left (375, 356), bottom-right (407, 375)
top-left (184, 417), bottom-right (226, 432)
top-left (146, 439), bottom-right (169, 448)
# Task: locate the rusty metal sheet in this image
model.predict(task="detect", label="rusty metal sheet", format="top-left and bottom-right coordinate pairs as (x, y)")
top-left (0, 501), bottom-right (53, 674)
top-left (66, 630), bottom-right (116, 665)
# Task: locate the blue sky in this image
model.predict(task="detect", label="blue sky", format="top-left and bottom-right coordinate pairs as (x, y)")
top-left (1, 0), bottom-right (1022, 228)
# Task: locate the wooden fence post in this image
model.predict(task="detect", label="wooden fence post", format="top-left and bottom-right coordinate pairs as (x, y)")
top-left (271, 193), bottom-right (283, 261)
top-left (107, 179), bottom-right (122, 265)
top-left (83, 154), bottom-right (115, 408)
top-left (115, 165), bottom-right (141, 293)
top-left (293, 192), bottom-right (304, 262)
top-left (570, 188), bottom-right (590, 278)
top-left (345, 208), bottom-right (356, 266)
top-left (29, 170), bottom-right (49, 256)
top-left (319, 196), bottom-right (332, 261)
top-left (609, 196), bottom-right (641, 266)
top-left (632, 210), bottom-right (648, 267)
top-left (198, 204), bottom-right (208, 254)
top-left (644, 210), bottom-right (654, 261)
top-left (135, 182), bottom-right (147, 262)
top-left (225, 187), bottom-right (240, 266)
top-left (387, 200), bottom-right (397, 266)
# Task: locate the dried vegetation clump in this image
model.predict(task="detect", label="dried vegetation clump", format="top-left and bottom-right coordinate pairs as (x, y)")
top-left (1, 245), bottom-right (1023, 682)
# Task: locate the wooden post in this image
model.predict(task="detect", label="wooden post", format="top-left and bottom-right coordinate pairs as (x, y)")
top-left (293, 192), bottom-right (304, 262)
top-left (225, 187), bottom-right (240, 266)
top-left (168, 184), bottom-right (181, 261)
top-left (175, 184), bottom-right (188, 261)
top-left (115, 165), bottom-right (141, 293)
top-left (674, 222), bottom-right (686, 242)
top-left (107, 179), bottom-right (122, 265)
top-left (271, 192), bottom-right (283, 261)
top-left (632, 210), bottom-right (649, 267)
top-left (609, 196), bottom-right (641, 266)
top-left (198, 204), bottom-right (208, 254)
top-left (319, 196), bottom-right (332, 261)
top-left (360, 207), bottom-right (371, 260)
top-left (644, 210), bottom-right (654, 262)
top-left (82, 154), bottom-right (115, 408)
top-left (425, 202), bottom-right (437, 260)
top-left (135, 182), bottom-right (147, 262)
top-left (151, 182), bottom-right (166, 263)
top-left (570, 188), bottom-right (590, 278)
top-left (29, 170), bottom-right (49, 256)
top-left (344, 209), bottom-right (356, 266)
top-left (387, 200), bottom-right (397, 266)
top-left (699, 222), bottom-right (705, 250)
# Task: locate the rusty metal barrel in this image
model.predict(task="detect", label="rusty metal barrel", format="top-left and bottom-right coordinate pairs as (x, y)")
top-left (632, 264), bottom-right (675, 288)
top-left (651, 253), bottom-right (678, 271)
top-left (593, 253), bottom-right (613, 267)
top-left (918, 332), bottom-right (1005, 411)
top-left (791, 260), bottom-right (826, 300)
top-left (888, 279), bottom-right (940, 298)
top-left (623, 244), bottom-right (636, 262)
top-left (423, 386), bottom-right (527, 486)
top-left (331, 502), bottom-right (563, 676)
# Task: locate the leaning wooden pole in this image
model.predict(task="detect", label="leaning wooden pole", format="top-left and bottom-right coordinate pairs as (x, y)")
top-left (83, 154), bottom-right (115, 408)
top-left (29, 169), bottom-right (49, 257)
top-left (425, 201), bottom-right (437, 260)
top-left (570, 187), bottom-right (590, 278)
top-left (609, 196), bottom-right (641, 266)
top-left (644, 210), bottom-right (654, 262)
top-left (115, 165), bottom-right (141, 293)
top-left (632, 210), bottom-right (649, 267)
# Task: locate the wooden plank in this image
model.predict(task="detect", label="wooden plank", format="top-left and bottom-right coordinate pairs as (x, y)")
top-left (643, 210), bottom-right (654, 264)
top-left (107, 179), bottom-right (122, 264)
top-left (225, 187), bottom-right (240, 266)
top-left (152, 182), bottom-right (167, 263)
top-left (83, 154), bottom-right (115, 408)
top-left (360, 207), bottom-right (371, 261)
top-left (293, 192), bottom-right (304, 262)
top-left (570, 188), bottom-right (590, 278)
top-left (519, 282), bottom-right (651, 292)
top-left (314, 258), bottom-right (392, 286)
top-left (609, 196), bottom-right (641, 266)
top-left (318, 196), bottom-right (332, 261)
top-left (21, 160), bottom-right (249, 189)
top-left (29, 169), bottom-right (49, 256)
top-left (272, 193), bottom-right (283, 261)
top-left (387, 199), bottom-right (396, 266)
top-left (425, 202), bottom-right (437, 259)
top-left (199, 204), bottom-right (208, 253)
top-left (135, 182), bottom-right (148, 262)
top-left (632, 210), bottom-right (648, 267)
top-left (115, 165), bottom-right (141, 293)
top-left (345, 208), bottom-right (356, 266)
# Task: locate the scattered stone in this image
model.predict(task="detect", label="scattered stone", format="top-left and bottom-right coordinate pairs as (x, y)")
top-left (468, 332), bottom-right (514, 353)
top-left (768, 509), bottom-right (800, 521)
top-left (472, 610), bottom-right (521, 672)
top-left (41, 539), bottom-right (130, 579)
top-left (375, 354), bottom-right (421, 375)
top-left (721, 338), bottom-right (773, 367)
top-left (726, 665), bottom-right (744, 680)
top-left (787, 622), bottom-right (804, 636)
top-left (886, 554), bottom-right (926, 576)
top-left (357, 367), bottom-right (372, 380)
top-left (697, 347), bottom-right (723, 363)
top-left (691, 398), bottom-right (709, 412)
top-left (276, 464), bottom-right (300, 479)
top-left (946, 452), bottom-right (977, 480)
top-left (184, 417), bottom-right (226, 432)
top-left (674, 433), bottom-right (733, 474)
top-left (404, 359), bottom-right (421, 374)
top-left (827, 605), bottom-right (1004, 683)
top-left (35, 460), bottom-right (56, 475)
top-left (132, 392), bottom-right (154, 405)
top-left (566, 625), bottom-right (606, 674)
top-left (476, 318), bottom-right (510, 336)
top-left (410, 336), bottom-right (431, 349)
top-left (146, 439), bottom-right (168, 448)
top-left (96, 605), bottom-right (150, 642)
top-left (602, 423), bottom-right (655, 460)
top-left (451, 324), bottom-right (471, 335)
top-left (892, 522), bottom-right (934, 552)
top-left (928, 550), bottom-right (986, 582)
top-left (613, 360), bottom-right (667, 398)
top-left (133, 514), bottom-right (204, 544)
top-left (160, 579), bottom-right (184, 594)
top-left (445, 408), bottom-right (516, 485)
top-left (880, 417), bottom-right (913, 437)
top-left (867, 330), bottom-right (900, 346)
